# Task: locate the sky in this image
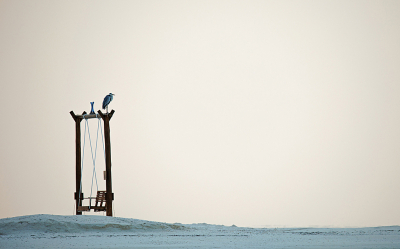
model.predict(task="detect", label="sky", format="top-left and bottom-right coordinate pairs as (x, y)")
top-left (1, 0), bottom-right (400, 228)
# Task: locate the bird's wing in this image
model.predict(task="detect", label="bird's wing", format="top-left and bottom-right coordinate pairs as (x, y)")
top-left (102, 95), bottom-right (111, 109)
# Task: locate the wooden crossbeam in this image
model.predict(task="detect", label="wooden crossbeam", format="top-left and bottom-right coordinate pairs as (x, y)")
top-left (70, 110), bottom-right (115, 120)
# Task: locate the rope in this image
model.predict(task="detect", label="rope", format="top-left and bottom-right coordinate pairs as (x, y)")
top-left (78, 113), bottom-right (108, 214)
top-left (86, 117), bottom-right (97, 209)
top-left (93, 117), bottom-right (101, 192)
top-left (78, 115), bottom-right (88, 211)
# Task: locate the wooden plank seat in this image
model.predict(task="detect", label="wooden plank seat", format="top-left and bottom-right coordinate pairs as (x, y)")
top-left (77, 206), bottom-right (90, 212)
top-left (93, 191), bottom-right (106, 212)
top-left (77, 191), bottom-right (107, 212)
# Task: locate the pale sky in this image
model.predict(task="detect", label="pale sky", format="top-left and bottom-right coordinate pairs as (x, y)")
top-left (1, 0), bottom-right (400, 228)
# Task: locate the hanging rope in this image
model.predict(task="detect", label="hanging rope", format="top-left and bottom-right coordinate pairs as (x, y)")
top-left (77, 115), bottom-right (88, 212)
top-left (85, 117), bottom-right (96, 208)
top-left (79, 114), bottom-right (106, 211)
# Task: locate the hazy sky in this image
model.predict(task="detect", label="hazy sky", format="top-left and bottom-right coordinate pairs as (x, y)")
top-left (1, 0), bottom-right (400, 227)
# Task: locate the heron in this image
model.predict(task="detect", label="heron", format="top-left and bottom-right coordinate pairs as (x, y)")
top-left (102, 93), bottom-right (115, 113)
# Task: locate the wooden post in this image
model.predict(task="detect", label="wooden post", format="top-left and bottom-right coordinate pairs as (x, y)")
top-left (98, 110), bottom-right (115, 216)
top-left (70, 111), bottom-right (85, 215)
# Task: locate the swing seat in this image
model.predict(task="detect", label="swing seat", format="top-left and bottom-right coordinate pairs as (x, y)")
top-left (77, 206), bottom-right (90, 212)
top-left (93, 191), bottom-right (106, 212)
top-left (77, 191), bottom-right (107, 212)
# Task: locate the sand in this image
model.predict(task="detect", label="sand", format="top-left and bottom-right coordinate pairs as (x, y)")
top-left (1, 214), bottom-right (399, 248)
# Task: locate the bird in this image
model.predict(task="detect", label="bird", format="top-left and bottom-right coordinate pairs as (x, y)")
top-left (102, 93), bottom-right (115, 113)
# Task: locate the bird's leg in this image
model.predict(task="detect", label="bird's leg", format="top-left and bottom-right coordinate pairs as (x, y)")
top-left (106, 106), bottom-right (108, 114)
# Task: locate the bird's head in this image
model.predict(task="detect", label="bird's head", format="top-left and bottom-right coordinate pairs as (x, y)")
top-left (109, 93), bottom-right (115, 96)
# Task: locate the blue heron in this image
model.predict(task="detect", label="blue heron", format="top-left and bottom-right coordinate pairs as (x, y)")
top-left (102, 93), bottom-right (115, 113)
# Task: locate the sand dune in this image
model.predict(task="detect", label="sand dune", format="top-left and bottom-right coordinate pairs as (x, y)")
top-left (1, 214), bottom-right (399, 248)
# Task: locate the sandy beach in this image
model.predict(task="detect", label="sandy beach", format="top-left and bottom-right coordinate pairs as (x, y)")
top-left (1, 214), bottom-right (399, 248)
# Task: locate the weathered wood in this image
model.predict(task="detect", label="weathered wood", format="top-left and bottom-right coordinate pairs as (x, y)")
top-left (95, 191), bottom-right (106, 210)
top-left (91, 206), bottom-right (106, 211)
top-left (97, 110), bottom-right (115, 120)
top-left (74, 192), bottom-right (84, 200)
top-left (108, 110), bottom-right (115, 120)
top-left (71, 112), bottom-right (83, 215)
top-left (77, 206), bottom-right (90, 212)
top-left (97, 110), bottom-right (105, 119)
top-left (71, 109), bottom-right (115, 216)
top-left (71, 110), bottom-right (102, 120)
top-left (102, 112), bottom-right (113, 216)
top-left (97, 110), bottom-right (115, 216)
top-left (70, 111), bottom-right (77, 121)
top-left (77, 206), bottom-right (106, 211)
top-left (73, 113), bottom-right (101, 119)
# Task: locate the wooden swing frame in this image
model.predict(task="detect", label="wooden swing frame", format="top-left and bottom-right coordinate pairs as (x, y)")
top-left (70, 110), bottom-right (115, 216)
